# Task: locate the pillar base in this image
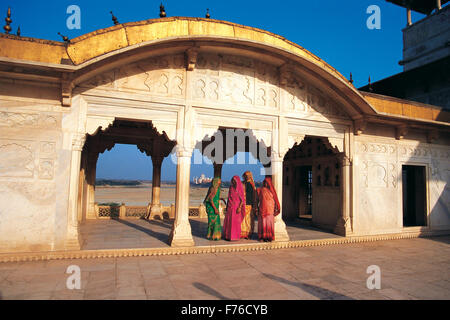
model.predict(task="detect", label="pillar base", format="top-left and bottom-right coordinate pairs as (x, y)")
top-left (147, 203), bottom-right (163, 220)
top-left (64, 235), bottom-right (81, 250)
top-left (274, 218), bottom-right (290, 242)
top-left (169, 221), bottom-right (195, 247)
top-left (334, 217), bottom-right (352, 237)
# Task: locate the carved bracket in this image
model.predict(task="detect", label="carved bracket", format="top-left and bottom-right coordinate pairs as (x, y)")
top-left (395, 125), bottom-right (408, 140)
top-left (61, 75), bottom-right (74, 107)
top-left (354, 119), bottom-right (366, 136)
top-left (279, 63), bottom-right (295, 87)
top-left (427, 129), bottom-right (439, 143)
top-left (185, 48), bottom-right (199, 71)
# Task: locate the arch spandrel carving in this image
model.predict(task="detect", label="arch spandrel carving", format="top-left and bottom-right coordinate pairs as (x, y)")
top-left (78, 51), bottom-right (350, 123)
top-left (327, 137), bottom-right (344, 153)
top-left (287, 134), bottom-right (306, 154)
top-left (79, 54), bottom-right (186, 98)
top-left (152, 120), bottom-right (177, 142)
top-left (86, 116), bottom-right (115, 136)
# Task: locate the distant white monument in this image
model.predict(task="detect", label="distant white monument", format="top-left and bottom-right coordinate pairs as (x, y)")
top-left (193, 173), bottom-right (212, 184)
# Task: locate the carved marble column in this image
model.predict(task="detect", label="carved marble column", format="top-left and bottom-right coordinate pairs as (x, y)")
top-left (78, 150), bottom-right (87, 223)
top-left (334, 154), bottom-right (352, 236)
top-left (86, 151), bottom-right (99, 219)
top-left (169, 147), bottom-right (195, 247)
top-left (66, 133), bottom-right (86, 250)
top-left (148, 156), bottom-right (163, 219)
top-left (271, 152), bottom-right (290, 242)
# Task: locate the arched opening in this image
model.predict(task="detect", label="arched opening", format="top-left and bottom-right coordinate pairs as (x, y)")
top-left (77, 119), bottom-right (177, 250)
top-left (283, 136), bottom-right (344, 236)
top-left (188, 127), bottom-right (270, 244)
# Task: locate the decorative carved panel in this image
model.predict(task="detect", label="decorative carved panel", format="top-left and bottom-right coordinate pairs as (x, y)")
top-left (81, 54), bottom-right (186, 98)
top-left (369, 163), bottom-right (388, 188)
top-left (40, 142), bottom-right (56, 156)
top-left (360, 161), bottom-right (397, 189)
top-left (3, 181), bottom-right (55, 205)
top-left (357, 142), bottom-right (397, 157)
top-left (0, 112), bottom-right (59, 128)
top-left (38, 159), bottom-right (54, 180)
top-left (0, 142), bottom-right (34, 178)
top-left (284, 73), bottom-right (347, 118)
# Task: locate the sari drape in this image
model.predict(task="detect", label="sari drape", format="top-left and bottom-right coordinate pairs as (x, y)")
top-left (241, 171), bottom-right (257, 239)
top-left (223, 176), bottom-right (245, 241)
top-left (204, 177), bottom-right (222, 240)
top-left (257, 177), bottom-right (280, 241)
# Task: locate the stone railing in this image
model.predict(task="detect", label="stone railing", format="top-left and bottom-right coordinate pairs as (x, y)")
top-left (93, 203), bottom-right (226, 220)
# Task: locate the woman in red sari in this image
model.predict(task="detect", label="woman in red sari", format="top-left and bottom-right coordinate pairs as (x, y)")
top-left (257, 177), bottom-right (280, 242)
top-left (222, 175), bottom-right (245, 241)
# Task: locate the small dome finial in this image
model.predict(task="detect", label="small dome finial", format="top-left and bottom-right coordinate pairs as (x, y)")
top-left (16, 25), bottom-right (20, 37)
top-left (110, 11), bottom-right (119, 25)
top-left (206, 8), bottom-right (210, 19)
top-left (58, 32), bottom-right (70, 44)
top-left (159, 3), bottom-right (166, 18)
top-left (3, 7), bottom-right (12, 34)
top-left (349, 72), bottom-right (353, 85)
top-left (368, 76), bottom-right (373, 92)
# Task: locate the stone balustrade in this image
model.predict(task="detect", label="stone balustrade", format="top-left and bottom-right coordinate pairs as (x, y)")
top-left (93, 203), bottom-right (226, 220)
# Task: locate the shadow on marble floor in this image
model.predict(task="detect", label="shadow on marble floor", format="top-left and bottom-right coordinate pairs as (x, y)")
top-left (80, 217), bottom-right (339, 250)
top-left (192, 282), bottom-right (233, 300)
top-left (262, 273), bottom-right (354, 300)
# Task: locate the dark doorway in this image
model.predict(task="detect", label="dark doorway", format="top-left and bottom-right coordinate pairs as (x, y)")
top-left (296, 165), bottom-right (313, 219)
top-left (402, 165), bottom-right (427, 227)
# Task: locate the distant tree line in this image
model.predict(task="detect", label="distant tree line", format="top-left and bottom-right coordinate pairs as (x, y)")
top-left (95, 179), bottom-right (143, 186)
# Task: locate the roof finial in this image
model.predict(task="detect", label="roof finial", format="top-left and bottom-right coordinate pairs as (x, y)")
top-left (3, 7), bottom-right (12, 34)
top-left (58, 32), bottom-right (70, 44)
top-left (110, 11), bottom-right (119, 25)
top-left (16, 25), bottom-right (20, 37)
top-left (159, 3), bottom-right (166, 18)
top-left (368, 76), bottom-right (373, 92)
top-left (349, 72), bottom-right (353, 85)
top-left (206, 8), bottom-right (210, 19)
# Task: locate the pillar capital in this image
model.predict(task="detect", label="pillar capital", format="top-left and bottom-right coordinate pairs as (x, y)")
top-left (151, 155), bottom-right (164, 166)
top-left (176, 146), bottom-right (193, 158)
top-left (339, 154), bottom-right (352, 167)
top-left (72, 133), bottom-right (86, 152)
top-left (271, 151), bottom-right (285, 162)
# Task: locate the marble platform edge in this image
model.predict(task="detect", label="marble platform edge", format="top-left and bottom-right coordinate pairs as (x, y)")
top-left (1, 229), bottom-right (449, 263)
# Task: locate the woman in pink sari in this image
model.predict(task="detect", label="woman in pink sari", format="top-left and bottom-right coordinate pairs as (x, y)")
top-left (222, 175), bottom-right (245, 241)
top-left (257, 177), bottom-right (280, 242)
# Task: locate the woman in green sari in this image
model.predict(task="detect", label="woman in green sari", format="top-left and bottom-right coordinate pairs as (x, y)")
top-left (203, 177), bottom-right (222, 240)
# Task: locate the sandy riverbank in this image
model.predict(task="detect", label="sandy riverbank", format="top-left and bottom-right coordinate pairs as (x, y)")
top-left (95, 184), bottom-right (229, 206)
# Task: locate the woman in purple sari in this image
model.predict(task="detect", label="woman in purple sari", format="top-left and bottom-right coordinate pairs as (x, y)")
top-left (222, 175), bottom-right (245, 241)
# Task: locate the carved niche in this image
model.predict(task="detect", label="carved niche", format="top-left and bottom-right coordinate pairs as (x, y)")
top-left (0, 142), bottom-right (34, 178)
top-left (360, 161), bottom-right (397, 189)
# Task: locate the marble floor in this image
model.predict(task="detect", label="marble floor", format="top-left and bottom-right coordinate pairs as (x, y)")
top-left (79, 218), bottom-right (340, 250)
top-left (0, 236), bottom-right (449, 300)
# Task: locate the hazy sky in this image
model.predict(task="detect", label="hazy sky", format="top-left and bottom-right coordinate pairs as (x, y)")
top-left (3, 1), bottom-right (430, 181)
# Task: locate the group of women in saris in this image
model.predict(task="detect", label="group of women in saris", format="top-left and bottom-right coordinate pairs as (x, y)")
top-left (203, 171), bottom-right (280, 242)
